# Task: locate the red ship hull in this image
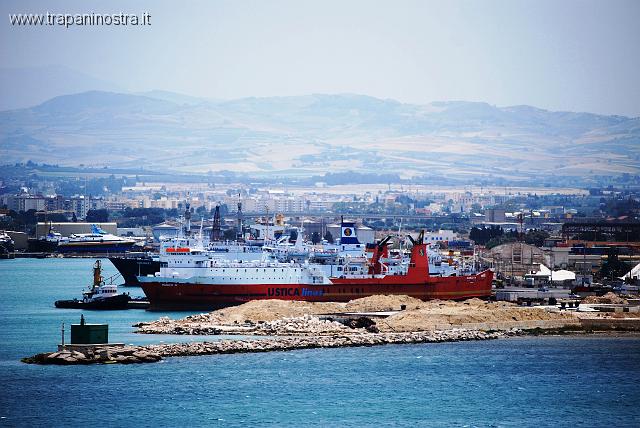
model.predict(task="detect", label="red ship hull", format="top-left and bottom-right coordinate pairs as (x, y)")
top-left (140, 271), bottom-right (493, 310)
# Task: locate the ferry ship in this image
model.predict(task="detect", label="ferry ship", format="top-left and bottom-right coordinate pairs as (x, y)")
top-left (108, 204), bottom-right (265, 284)
top-left (57, 225), bottom-right (136, 254)
top-left (109, 231), bottom-right (266, 285)
top-left (112, 219), bottom-right (367, 285)
top-left (138, 231), bottom-right (493, 310)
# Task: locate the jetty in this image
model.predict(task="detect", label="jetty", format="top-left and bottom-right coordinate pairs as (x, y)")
top-left (22, 328), bottom-right (510, 365)
top-left (22, 294), bottom-right (640, 365)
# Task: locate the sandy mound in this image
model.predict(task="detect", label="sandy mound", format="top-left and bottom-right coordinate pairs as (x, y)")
top-left (207, 295), bottom-right (427, 324)
top-left (205, 299), bottom-right (347, 324)
top-left (582, 292), bottom-right (628, 305)
top-left (379, 300), bottom-right (575, 332)
top-left (345, 295), bottom-right (424, 312)
top-left (137, 295), bottom-right (579, 336)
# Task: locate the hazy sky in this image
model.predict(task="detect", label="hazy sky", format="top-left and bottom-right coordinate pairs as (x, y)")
top-left (1, 0), bottom-right (639, 116)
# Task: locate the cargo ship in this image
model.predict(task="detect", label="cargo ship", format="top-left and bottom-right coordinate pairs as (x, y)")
top-left (108, 253), bottom-right (161, 286)
top-left (138, 231), bottom-right (493, 310)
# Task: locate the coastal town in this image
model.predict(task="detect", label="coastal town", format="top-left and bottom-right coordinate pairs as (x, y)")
top-left (2, 162), bottom-right (639, 291)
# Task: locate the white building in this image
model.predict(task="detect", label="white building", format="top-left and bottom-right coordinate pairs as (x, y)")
top-left (423, 230), bottom-right (457, 243)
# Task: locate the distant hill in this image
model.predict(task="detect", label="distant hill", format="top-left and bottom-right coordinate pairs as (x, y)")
top-left (135, 90), bottom-right (221, 106)
top-left (1, 90), bottom-right (638, 185)
top-left (0, 65), bottom-right (123, 111)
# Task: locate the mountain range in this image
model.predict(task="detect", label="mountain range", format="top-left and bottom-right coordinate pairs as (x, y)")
top-left (1, 89), bottom-right (638, 185)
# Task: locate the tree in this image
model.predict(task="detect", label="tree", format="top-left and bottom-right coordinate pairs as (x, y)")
top-left (86, 209), bottom-right (109, 222)
top-left (524, 229), bottom-right (550, 247)
top-left (72, 212), bottom-right (78, 222)
top-left (324, 231), bottom-right (334, 244)
top-left (469, 226), bottom-right (503, 245)
top-left (311, 232), bottom-right (321, 244)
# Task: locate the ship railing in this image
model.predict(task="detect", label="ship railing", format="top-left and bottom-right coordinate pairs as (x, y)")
top-left (103, 272), bottom-right (123, 285)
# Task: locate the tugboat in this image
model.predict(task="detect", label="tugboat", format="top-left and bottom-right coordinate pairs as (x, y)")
top-left (55, 260), bottom-right (131, 309)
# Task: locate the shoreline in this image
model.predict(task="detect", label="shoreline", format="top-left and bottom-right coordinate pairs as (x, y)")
top-left (22, 329), bottom-right (511, 365)
top-left (22, 326), bottom-right (640, 366)
top-left (22, 295), bottom-right (640, 365)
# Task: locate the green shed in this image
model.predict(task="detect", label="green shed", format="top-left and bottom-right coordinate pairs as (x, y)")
top-left (70, 323), bottom-right (108, 344)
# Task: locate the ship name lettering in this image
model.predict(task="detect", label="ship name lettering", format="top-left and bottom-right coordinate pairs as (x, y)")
top-left (267, 287), bottom-right (301, 297)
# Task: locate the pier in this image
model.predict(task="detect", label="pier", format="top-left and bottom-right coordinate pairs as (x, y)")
top-left (22, 329), bottom-right (508, 365)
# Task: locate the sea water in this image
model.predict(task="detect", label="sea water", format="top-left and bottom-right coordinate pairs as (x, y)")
top-left (1, 258), bottom-right (639, 427)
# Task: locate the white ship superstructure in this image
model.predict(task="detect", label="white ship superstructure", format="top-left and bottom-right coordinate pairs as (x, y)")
top-left (147, 247), bottom-right (330, 286)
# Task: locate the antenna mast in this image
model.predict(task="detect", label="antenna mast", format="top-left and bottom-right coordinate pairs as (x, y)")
top-left (236, 192), bottom-right (243, 241)
top-left (211, 205), bottom-right (221, 241)
top-left (184, 197), bottom-right (192, 237)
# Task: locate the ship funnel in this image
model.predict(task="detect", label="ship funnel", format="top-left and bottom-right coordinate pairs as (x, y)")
top-left (340, 221), bottom-right (360, 245)
top-left (91, 224), bottom-right (107, 235)
top-left (368, 235), bottom-right (392, 275)
top-left (408, 238), bottom-right (429, 275)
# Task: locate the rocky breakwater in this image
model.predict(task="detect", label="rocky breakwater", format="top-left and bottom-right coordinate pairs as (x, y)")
top-left (25, 328), bottom-right (511, 365)
top-left (22, 345), bottom-right (162, 365)
top-left (135, 314), bottom-right (363, 336)
top-left (25, 295), bottom-right (576, 365)
top-left (145, 329), bottom-right (512, 359)
top-left (22, 319), bottom-right (516, 365)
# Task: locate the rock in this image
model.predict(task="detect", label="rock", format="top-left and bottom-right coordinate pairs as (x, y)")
top-left (346, 317), bottom-right (377, 330)
top-left (114, 355), bottom-right (140, 364)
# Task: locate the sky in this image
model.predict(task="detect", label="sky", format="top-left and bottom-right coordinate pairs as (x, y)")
top-left (1, 0), bottom-right (639, 116)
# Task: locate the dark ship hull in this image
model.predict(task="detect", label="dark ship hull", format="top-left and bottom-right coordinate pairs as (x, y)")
top-left (27, 238), bottom-right (58, 253)
top-left (54, 294), bottom-right (131, 310)
top-left (57, 241), bottom-right (136, 254)
top-left (109, 255), bottom-right (160, 286)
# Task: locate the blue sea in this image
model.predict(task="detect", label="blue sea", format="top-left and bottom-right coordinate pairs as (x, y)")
top-left (1, 258), bottom-right (639, 427)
